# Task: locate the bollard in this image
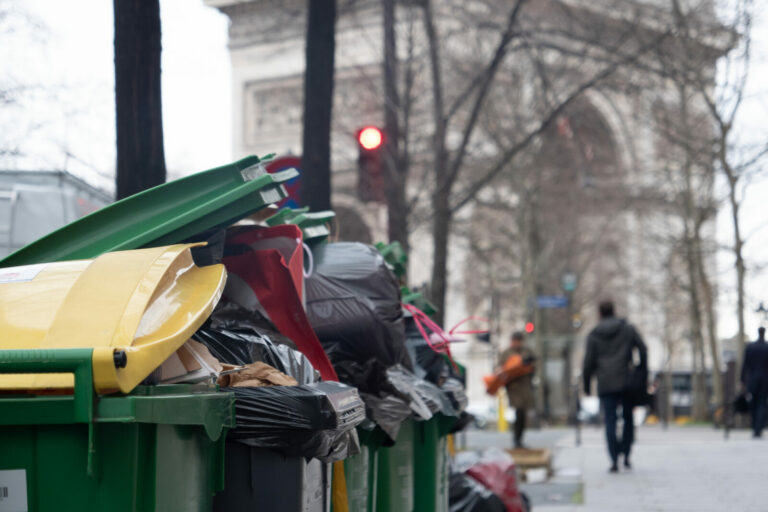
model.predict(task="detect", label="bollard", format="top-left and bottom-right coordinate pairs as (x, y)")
top-left (498, 389), bottom-right (509, 432)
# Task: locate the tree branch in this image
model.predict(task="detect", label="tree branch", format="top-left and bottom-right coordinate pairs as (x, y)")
top-left (450, 27), bottom-right (673, 213)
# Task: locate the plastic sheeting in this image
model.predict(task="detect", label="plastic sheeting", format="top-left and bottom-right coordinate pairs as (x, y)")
top-left (358, 392), bottom-right (412, 443)
top-left (449, 473), bottom-right (506, 512)
top-left (386, 364), bottom-right (458, 419)
top-left (227, 381), bottom-right (365, 462)
top-left (442, 378), bottom-right (469, 412)
top-left (465, 450), bottom-right (527, 512)
top-left (194, 302), bottom-right (318, 385)
top-left (453, 449), bottom-right (528, 512)
top-left (305, 243), bottom-right (410, 370)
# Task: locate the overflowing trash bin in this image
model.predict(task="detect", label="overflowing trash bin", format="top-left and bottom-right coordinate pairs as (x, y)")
top-left (0, 155), bottom-right (477, 512)
top-left (304, 241), bottom-right (472, 512)
top-left (0, 245), bottom-right (234, 512)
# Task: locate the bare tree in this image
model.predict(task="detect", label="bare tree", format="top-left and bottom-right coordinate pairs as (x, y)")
top-left (686, 0), bottom-right (760, 371)
top-left (417, 0), bottom-right (675, 324)
top-left (644, 0), bottom-right (761, 418)
top-left (114, 0), bottom-right (166, 199)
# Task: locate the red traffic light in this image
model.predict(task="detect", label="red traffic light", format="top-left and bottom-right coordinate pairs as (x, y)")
top-left (524, 322), bottom-right (535, 334)
top-left (358, 126), bottom-right (383, 150)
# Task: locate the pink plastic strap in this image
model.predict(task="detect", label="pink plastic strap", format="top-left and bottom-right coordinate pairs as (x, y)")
top-left (403, 303), bottom-right (459, 371)
top-left (449, 315), bottom-right (490, 335)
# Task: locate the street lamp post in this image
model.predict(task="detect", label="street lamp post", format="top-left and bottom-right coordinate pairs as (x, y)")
top-left (756, 302), bottom-right (768, 326)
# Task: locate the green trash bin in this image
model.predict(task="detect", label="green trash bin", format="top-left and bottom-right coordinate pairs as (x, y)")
top-left (0, 349), bottom-right (234, 512)
top-left (376, 419), bottom-right (415, 512)
top-left (413, 414), bottom-right (457, 512)
top-left (339, 426), bottom-right (389, 512)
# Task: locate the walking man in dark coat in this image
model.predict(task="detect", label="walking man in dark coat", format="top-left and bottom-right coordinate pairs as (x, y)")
top-left (583, 300), bottom-right (647, 473)
top-left (741, 327), bottom-right (768, 438)
top-left (498, 331), bottom-right (536, 448)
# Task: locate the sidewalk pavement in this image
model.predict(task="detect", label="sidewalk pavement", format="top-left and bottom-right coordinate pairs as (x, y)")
top-left (464, 425), bottom-right (768, 512)
top-left (541, 425), bottom-right (768, 512)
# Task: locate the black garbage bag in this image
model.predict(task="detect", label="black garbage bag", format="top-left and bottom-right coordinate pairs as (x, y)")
top-left (333, 359), bottom-right (401, 397)
top-left (359, 392), bottom-right (413, 444)
top-left (449, 411), bottom-right (476, 434)
top-left (335, 362), bottom-right (458, 441)
top-left (226, 381), bottom-right (365, 462)
top-left (404, 315), bottom-right (448, 384)
top-left (305, 243), bottom-right (411, 370)
top-left (195, 302), bottom-right (318, 385)
top-left (449, 473), bottom-right (506, 512)
top-left (386, 364), bottom-right (458, 418)
top-left (442, 377), bottom-right (469, 412)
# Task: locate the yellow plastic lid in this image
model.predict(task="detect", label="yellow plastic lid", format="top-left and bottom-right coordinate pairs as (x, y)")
top-left (0, 244), bottom-right (226, 394)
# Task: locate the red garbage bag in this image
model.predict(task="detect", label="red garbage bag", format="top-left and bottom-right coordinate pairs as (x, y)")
top-left (466, 455), bottom-right (526, 512)
top-left (222, 224), bottom-right (338, 381)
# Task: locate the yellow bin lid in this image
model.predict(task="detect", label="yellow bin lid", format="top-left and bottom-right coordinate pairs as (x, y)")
top-left (0, 244), bottom-right (226, 394)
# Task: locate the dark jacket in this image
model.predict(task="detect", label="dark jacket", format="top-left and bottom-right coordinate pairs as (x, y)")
top-left (582, 317), bottom-right (647, 396)
top-left (741, 340), bottom-right (768, 396)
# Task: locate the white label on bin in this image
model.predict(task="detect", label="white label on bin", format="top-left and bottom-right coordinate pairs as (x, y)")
top-left (0, 470), bottom-right (28, 512)
top-left (0, 264), bottom-right (46, 284)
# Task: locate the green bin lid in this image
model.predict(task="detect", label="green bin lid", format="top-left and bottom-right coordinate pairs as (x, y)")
top-left (376, 241), bottom-right (408, 277)
top-left (0, 155), bottom-right (297, 266)
top-left (265, 206), bottom-right (309, 226)
top-left (401, 286), bottom-right (437, 315)
top-left (267, 207), bottom-right (335, 243)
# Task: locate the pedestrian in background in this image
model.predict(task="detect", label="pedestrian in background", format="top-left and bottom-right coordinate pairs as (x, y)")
top-left (741, 327), bottom-right (768, 438)
top-left (582, 300), bottom-right (647, 473)
top-left (498, 331), bottom-right (536, 449)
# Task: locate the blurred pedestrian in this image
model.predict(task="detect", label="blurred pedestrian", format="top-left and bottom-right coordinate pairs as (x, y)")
top-left (582, 300), bottom-right (647, 473)
top-left (498, 331), bottom-right (536, 449)
top-left (741, 327), bottom-right (768, 438)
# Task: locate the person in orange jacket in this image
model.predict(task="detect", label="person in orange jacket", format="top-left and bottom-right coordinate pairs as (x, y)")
top-left (497, 331), bottom-right (536, 448)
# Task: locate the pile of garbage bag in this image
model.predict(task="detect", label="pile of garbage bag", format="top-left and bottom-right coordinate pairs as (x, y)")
top-left (305, 241), bottom-right (469, 442)
top-left (306, 242), bottom-right (411, 370)
top-left (181, 302), bottom-right (365, 461)
top-left (452, 449), bottom-right (530, 512)
top-left (226, 382), bottom-right (364, 462)
top-left (196, 302), bottom-right (318, 385)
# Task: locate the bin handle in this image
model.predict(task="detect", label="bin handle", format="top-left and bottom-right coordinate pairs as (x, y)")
top-left (0, 348), bottom-right (97, 475)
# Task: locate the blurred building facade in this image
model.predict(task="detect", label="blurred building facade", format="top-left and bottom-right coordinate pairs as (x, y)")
top-left (0, 171), bottom-right (112, 258)
top-left (207, 0), bottom-right (726, 418)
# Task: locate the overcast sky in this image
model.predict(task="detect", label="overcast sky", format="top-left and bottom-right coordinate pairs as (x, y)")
top-left (2, 0), bottom-right (768, 340)
top-left (0, 0), bottom-right (231, 189)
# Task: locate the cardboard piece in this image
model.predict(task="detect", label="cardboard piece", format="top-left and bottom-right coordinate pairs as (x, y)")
top-left (217, 362), bottom-right (298, 387)
top-left (159, 339), bottom-right (224, 384)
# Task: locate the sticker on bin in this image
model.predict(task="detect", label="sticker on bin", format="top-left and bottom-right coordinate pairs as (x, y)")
top-left (0, 264), bottom-right (46, 284)
top-left (0, 469), bottom-right (28, 512)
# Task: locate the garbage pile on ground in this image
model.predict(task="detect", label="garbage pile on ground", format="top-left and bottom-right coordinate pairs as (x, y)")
top-left (0, 156), bottom-right (481, 512)
top-left (453, 449), bottom-right (531, 512)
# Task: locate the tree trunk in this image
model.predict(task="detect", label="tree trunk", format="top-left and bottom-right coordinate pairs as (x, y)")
top-left (684, 225), bottom-right (709, 422)
top-left (727, 173), bottom-right (747, 369)
top-left (301, 0), bottom-right (336, 212)
top-left (382, 0), bottom-right (409, 254)
top-left (675, 83), bottom-right (708, 421)
top-left (695, 224), bottom-right (723, 411)
top-left (430, 171), bottom-right (451, 325)
top-left (423, 0), bottom-right (449, 324)
top-left (114, 0), bottom-right (166, 200)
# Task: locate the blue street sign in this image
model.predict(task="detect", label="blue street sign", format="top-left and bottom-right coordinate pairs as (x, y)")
top-left (537, 295), bottom-right (569, 309)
